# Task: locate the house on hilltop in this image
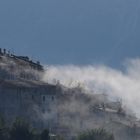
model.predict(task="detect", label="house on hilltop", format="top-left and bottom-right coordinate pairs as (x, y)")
top-left (0, 48), bottom-right (44, 81)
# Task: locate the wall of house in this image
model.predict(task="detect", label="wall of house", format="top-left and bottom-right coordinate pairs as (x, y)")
top-left (0, 82), bottom-right (59, 129)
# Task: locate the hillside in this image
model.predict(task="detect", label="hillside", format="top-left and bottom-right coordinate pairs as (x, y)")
top-left (0, 49), bottom-right (140, 140)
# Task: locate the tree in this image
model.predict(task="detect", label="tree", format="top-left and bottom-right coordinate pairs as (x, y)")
top-left (77, 128), bottom-right (115, 140)
top-left (0, 116), bottom-right (7, 140)
top-left (9, 118), bottom-right (33, 140)
top-left (40, 129), bottom-right (50, 140)
top-left (0, 127), bottom-right (4, 140)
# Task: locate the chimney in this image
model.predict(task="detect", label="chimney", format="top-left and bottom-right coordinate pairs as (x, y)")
top-left (3, 49), bottom-right (6, 54)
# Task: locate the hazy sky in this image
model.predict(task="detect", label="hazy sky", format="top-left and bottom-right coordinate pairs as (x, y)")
top-left (0, 0), bottom-right (140, 67)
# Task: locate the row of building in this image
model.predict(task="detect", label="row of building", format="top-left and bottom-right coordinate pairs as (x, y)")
top-left (0, 48), bottom-right (44, 81)
top-left (0, 48), bottom-right (44, 71)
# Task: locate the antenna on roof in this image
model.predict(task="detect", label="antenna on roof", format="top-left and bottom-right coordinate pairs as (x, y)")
top-left (3, 49), bottom-right (6, 54)
top-left (0, 48), bottom-right (2, 54)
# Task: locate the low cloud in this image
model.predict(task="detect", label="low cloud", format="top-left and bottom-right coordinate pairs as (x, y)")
top-left (42, 58), bottom-right (140, 118)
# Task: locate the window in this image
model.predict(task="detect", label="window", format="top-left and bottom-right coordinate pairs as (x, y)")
top-left (43, 96), bottom-right (45, 102)
top-left (32, 95), bottom-right (34, 100)
top-left (52, 96), bottom-right (54, 101)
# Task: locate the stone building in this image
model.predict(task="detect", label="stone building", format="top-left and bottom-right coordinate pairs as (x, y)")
top-left (0, 80), bottom-right (60, 129)
top-left (0, 48), bottom-right (43, 81)
top-left (0, 50), bottom-right (66, 134)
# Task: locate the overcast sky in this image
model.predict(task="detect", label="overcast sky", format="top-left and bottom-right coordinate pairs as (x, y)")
top-left (0, 0), bottom-right (140, 67)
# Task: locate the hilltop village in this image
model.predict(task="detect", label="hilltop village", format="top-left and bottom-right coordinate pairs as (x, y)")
top-left (0, 48), bottom-right (43, 81)
top-left (0, 48), bottom-right (140, 140)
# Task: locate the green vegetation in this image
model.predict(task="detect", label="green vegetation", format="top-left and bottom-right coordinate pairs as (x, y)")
top-left (0, 117), bottom-right (115, 140)
top-left (40, 129), bottom-right (50, 140)
top-left (9, 118), bottom-right (33, 140)
top-left (77, 129), bottom-right (114, 140)
top-left (0, 117), bottom-right (50, 140)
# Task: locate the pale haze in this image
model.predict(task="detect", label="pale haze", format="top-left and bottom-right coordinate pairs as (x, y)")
top-left (43, 58), bottom-right (140, 118)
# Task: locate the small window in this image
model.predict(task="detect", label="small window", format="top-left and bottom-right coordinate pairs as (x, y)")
top-left (43, 96), bottom-right (45, 102)
top-left (32, 95), bottom-right (34, 100)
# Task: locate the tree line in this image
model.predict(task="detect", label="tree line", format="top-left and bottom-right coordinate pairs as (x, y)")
top-left (0, 117), bottom-right (115, 140)
top-left (0, 117), bottom-right (50, 140)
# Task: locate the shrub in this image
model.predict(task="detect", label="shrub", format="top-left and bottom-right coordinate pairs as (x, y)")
top-left (77, 128), bottom-right (114, 140)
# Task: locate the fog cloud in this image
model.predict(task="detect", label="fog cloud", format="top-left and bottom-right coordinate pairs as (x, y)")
top-left (43, 58), bottom-right (140, 118)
